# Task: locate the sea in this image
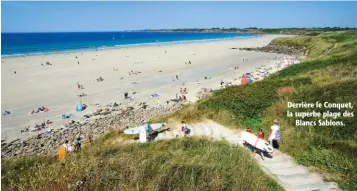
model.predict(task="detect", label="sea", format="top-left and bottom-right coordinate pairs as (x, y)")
top-left (1, 32), bottom-right (256, 57)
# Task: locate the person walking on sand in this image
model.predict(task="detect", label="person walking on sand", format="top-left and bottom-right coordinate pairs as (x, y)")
top-left (269, 119), bottom-right (281, 154)
top-left (176, 75), bottom-right (179, 80)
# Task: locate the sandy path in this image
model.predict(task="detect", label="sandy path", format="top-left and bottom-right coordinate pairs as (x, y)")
top-left (153, 120), bottom-right (339, 191)
top-left (2, 35), bottom-right (282, 141)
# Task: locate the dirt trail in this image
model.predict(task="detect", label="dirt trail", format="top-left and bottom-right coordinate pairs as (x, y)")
top-left (151, 120), bottom-right (339, 191)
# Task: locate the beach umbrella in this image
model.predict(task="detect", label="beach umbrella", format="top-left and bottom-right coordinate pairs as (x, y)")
top-left (241, 78), bottom-right (249, 85)
top-left (75, 104), bottom-right (84, 112)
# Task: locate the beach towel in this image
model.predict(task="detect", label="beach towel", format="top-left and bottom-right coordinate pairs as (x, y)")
top-left (2, 111), bottom-right (13, 116)
top-left (62, 114), bottom-right (72, 119)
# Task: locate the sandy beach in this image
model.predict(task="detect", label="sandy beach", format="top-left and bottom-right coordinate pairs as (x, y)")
top-left (1, 35), bottom-right (293, 142)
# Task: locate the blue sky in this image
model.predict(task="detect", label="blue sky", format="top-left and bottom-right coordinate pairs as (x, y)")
top-left (2, 1), bottom-right (357, 32)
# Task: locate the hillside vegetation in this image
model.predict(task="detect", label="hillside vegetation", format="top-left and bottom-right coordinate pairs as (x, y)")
top-left (2, 136), bottom-right (283, 191)
top-left (156, 31), bottom-right (357, 190)
top-left (2, 31), bottom-right (356, 191)
top-left (147, 27), bottom-right (357, 35)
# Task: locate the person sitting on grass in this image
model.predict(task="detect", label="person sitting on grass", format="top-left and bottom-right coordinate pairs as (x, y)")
top-left (181, 121), bottom-right (189, 137)
top-left (73, 137), bottom-right (82, 152)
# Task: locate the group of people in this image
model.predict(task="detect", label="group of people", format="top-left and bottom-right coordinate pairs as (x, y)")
top-left (175, 93), bottom-right (187, 102)
top-left (139, 121), bottom-right (189, 143)
top-left (184, 60), bottom-right (192, 65)
top-left (21, 119), bottom-right (53, 133)
top-left (128, 70), bottom-right (141, 75)
top-left (41, 61), bottom-right (53, 66)
top-left (172, 74), bottom-right (179, 81)
top-left (29, 106), bottom-right (49, 115)
top-left (244, 119), bottom-right (281, 155)
top-left (58, 136), bottom-right (90, 160)
top-left (96, 76), bottom-right (104, 82)
top-left (180, 87), bottom-right (187, 94)
top-left (77, 82), bottom-right (84, 90)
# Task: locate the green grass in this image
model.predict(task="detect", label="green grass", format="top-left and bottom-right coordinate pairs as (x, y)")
top-left (155, 31), bottom-right (357, 190)
top-left (2, 137), bottom-right (283, 191)
top-left (3, 30), bottom-right (357, 191)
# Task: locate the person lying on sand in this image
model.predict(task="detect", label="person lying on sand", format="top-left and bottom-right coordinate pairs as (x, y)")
top-left (2, 111), bottom-right (12, 116)
top-left (78, 92), bottom-right (87, 97)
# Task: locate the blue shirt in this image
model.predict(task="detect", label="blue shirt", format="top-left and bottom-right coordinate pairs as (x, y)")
top-left (145, 124), bottom-right (152, 132)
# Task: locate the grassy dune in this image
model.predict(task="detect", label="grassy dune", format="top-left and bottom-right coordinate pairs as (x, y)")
top-left (157, 31), bottom-right (357, 190)
top-left (2, 136), bottom-right (283, 191)
top-left (3, 31), bottom-right (357, 191)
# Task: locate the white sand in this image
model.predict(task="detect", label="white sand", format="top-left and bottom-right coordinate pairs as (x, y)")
top-left (1, 35), bottom-right (286, 141)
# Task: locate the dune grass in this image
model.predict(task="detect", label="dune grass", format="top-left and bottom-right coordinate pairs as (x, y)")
top-left (2, 137), bottom-right (283, 191)
top-left (3, 31), bottom-right (357, 191)
top-left (154, 31), bottom-right (357, 190)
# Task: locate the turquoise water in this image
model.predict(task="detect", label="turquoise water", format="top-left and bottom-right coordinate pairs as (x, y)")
top-left (1, 32), bottom-right (257, 56)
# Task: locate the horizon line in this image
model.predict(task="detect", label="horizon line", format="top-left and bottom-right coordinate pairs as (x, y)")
top-left (2, 27), bottom-right (357, 34)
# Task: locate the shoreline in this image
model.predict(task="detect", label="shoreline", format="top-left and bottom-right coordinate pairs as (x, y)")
top-left (2, 34), bottom-right (259, 58)
top-left (1, 35), bottom-right (301, 157)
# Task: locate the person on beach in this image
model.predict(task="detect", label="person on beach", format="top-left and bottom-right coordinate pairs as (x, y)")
top-left (77, 61), bottom-right (79, 65)
top-left (176, 75), bottom-right (179, 80)
top-left (269, 119), bottom-right (281, 154)
top-left (13, 71), bottom-right (16, 75)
